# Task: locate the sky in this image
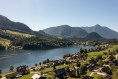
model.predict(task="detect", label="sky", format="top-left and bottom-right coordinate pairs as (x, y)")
top-left (0, 0), bottom-right (118, 31)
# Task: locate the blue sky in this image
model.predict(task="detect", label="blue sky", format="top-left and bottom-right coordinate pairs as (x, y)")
top-left (0, 0), bottom-right (118, 31)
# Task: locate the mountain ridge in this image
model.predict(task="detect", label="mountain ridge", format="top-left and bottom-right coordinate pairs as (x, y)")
top-left (84, 32), bottom-right (104, 40)
top-left (43, 24), bottom-right (118, 39)
top-left (0, 15), bottom-right (118, 39)
top-left (43, 25), bottom-right (88, 38)
top-left (0, 15), bottom-right (32, 33)
top-left (81, 24), bottom-right (118, 39)
top-left (0, 15), bottom-right (50, 37)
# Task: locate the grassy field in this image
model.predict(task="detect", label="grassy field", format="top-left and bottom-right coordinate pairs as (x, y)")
top-left (2, 30), bottom-right (34, 38)
top-left (86, 45), bottom-right (118, 62)
top-left (92, 73), bottom-right (102, 79)
top-left (42, 63), bottom-right (76, 73)
top-left (16, 73), bottom-right (34, 79)
top-left (68, 77), bottom-right (81, 79)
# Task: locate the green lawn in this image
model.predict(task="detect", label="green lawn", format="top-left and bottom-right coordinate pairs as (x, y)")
top-left (92, 73), bottom-right (102, 79)
top-left (68, 77), bottom-right (81, 79)
top-left (1, 72), bottom-right (13, 77)
top-left (16, 73), bottom-right (34, 79)
top-left (86, 45), bottom-right (118, 62)
top-left (42, 63), bottom-right (76, 73)
top-left (86, 71), bottom-right (92, 76)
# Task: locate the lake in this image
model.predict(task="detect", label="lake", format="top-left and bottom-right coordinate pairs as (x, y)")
top-left (0, 45), bottom-right (94, 72)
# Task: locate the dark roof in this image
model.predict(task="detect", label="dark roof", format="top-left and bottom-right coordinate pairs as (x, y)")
top-left (54, 68), bottom-right (66, 75)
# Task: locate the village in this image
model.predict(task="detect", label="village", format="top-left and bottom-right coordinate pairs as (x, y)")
top-left (0, 44), bottom-right (118, 79)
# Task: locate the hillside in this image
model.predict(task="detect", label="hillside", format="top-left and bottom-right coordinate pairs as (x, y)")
top-left (0, 29), bottom-right (35, 50)
top-left (43, 24), bottom-right (118, 39)
top-left (0, 14), bottom-right (118, 43)
top-left (43, 25), bottom-right (88, 38)
top-left (0, 29), bottom-right (34, 40)
top-left (85, 32), bottom-right (104, 40)
top-left (0, 15), bottom-right (32, 33)
top-left (0, 15), bottom-right (74, 50)
top-left (81, 24), bottom-right (118, 39)
top-left (2, 30), bottom-right (34, 38)
top-left (0, 15), bottom-right (50, 37)
top-left (0, 29), bottom-right (73, 50)
top-left (1, 15), bottom-right (118, 39)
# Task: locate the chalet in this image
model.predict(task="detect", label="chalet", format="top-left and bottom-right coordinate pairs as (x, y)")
top-left (16, 65), bottom-right (30, 75)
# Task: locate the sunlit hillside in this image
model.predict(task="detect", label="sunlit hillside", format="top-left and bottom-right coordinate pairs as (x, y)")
top-left (1, 30), bottom-right (34, 38)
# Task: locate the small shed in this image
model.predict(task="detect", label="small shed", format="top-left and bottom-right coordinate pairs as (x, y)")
top-left (32, 74), bottom-right (46, 79)
top-left (32, 74), bottom-right (41, 79)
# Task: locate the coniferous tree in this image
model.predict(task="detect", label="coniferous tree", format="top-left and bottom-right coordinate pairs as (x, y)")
top-left (9, 65), bottom-right (14, 72)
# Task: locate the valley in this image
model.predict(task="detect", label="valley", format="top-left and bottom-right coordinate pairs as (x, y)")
top-left (0, 15), bottom-right (118, 79)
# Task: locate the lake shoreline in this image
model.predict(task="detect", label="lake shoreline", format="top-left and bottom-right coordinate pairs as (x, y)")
top-left (0, 45), bottom-right (94, 73)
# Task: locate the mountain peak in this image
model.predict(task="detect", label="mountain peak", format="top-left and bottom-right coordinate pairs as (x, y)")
top-left (81, 25), bottom-right (118, 39)
top-left (94, 24), bottom-right (102, 28)
top-left (0, 15), bottom-right (10, 22)
top-left (43, 25), bottom-right (88, 38)
top-left (0, 15), bottom-right (32, 33)
top-left (85, 32), bottom-right (103, 40)
top-left (57, 25), bottom-right (71, 28)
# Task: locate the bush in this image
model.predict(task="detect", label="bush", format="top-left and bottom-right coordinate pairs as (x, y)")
top-left (76, 61), bottom-right (81, 67)
top-left (46, 76), bottom-right (53, 79)
top-left (0, 68), bottom-right (2, 74)
top-left (63, 54), bottom-right (71, 58)
top-left (43, 59), bottom-right (50, 64)
top-left (9, 65), bottom-right (14, 71)
top-left (0, 44), bottom-right (5, 50)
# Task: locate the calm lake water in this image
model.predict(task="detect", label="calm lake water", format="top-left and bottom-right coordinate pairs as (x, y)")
top-left (0, 45), bottom-right (94, 72)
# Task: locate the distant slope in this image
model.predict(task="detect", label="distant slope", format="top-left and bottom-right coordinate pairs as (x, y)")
top-left (43, 25), bottom-right (88, 38)
top-left (38, 30), bottom-right (51, 37)
top-left (0, 15), bottom-right (32, 33)
top-left (0, 29), bottom-right (35, 41)
top-left (1, 15), bottom-right (118, 39)
top-left (0, 29), bottom-right (37, 50)
top-left (0, 15), bottom-right (51, 37)
top-left (81, 24), bottom-right (118, 39)
top-left (85, 32), bottom-right (104, 40)
top-left (2, 30), bottom-right (34, 38)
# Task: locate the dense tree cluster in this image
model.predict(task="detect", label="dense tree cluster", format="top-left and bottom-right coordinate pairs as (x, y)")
top-left (22, 37), bottom-right (73, 49)
top-left (0, 30), bottom-right (74, 50)
top-left (0, 44), bottom-right (5, 50)
top-left (80, 48), bottom-right (89, 53)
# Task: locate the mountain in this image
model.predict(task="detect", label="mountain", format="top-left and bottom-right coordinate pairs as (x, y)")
top-left (0, 15), bottom-right (51, 37)
top-left (1, 15), bottom-right (118, 39)
top-left (85, 32), bottom-right (104, 40)
top-left (43, 25), bottom-right (88, 38)
top-left (81, 24), bottom-right (118, 39)
top-left (0, 15), bottom-right (32, 33)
